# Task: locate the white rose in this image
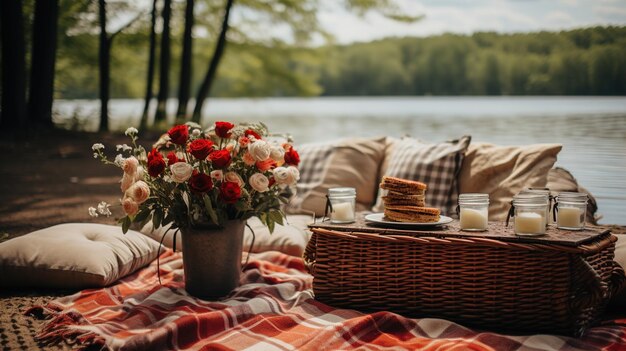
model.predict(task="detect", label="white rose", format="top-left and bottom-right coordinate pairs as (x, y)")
top-left (248, 140), bottom-right (271, 161)
top-left (270, 146), bottom-right (285, 162)
top-left (210, 170), bottom-right (223, 181)
top-left (249, 173), bottom-right (269, 193)
top-left (288, 166), bottom-right (300, 184)
top-left (170, 162), bottom-right (193, 183)
top-left (126, 180), bottom-right (150, 204)
top-left (224, 171), bottom-right (244, 187)
top-left (273, 166), bottom-right (298, 186)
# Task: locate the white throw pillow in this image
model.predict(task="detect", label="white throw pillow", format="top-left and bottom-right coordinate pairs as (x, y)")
top-left (0, 223), bottom-right (160, 289)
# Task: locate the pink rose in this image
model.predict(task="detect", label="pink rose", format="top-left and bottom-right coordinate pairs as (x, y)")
top-left (122, 198), bottom-right (139, 216)
top-left (122, 156), bottom-right (139, 175)
top-left (126, 180), bottom-right (150, 204)
top-left (120, 173), bottom-right (135, 193)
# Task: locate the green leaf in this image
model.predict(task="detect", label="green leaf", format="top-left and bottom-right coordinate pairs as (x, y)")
top-left (153, 209), bottom-right (163, 229)
top-left (203, 194), bottom-right (219, 225)
top-left (268, 219), bottom-right (275, 234)
top-left (0, 233), bottom-right (9, 243)
top-left (122, 216), bottom-right (132, 233)
top-left (135, 208), bottom-right (151, 223)
top-left (269, 210), bottom-right (284, 226)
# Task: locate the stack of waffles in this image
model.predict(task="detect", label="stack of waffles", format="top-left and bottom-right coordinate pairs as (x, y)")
top-left (379, 176), bottom-right (441, 223)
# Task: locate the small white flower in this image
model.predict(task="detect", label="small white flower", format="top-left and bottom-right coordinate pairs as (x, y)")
top-left (97, 201), bottom-right (112, 216)
top-left (114, 154), bottom-right (125, 167)
top-left (125, 127), bottom-right (138, 136)
top-left (92, 143), bottom-right (105, 151)
top-left (192, 129), bottom-right (201, 137)
top-left (116, 144), bottom-right (133, 152)
top-left (88, 207), bottom-right (98, 217)
top-left (93, 153), bottom-right (98, 159)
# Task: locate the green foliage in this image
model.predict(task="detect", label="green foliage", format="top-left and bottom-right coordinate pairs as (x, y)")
top-left (53, 17), bottom-right (626, 98)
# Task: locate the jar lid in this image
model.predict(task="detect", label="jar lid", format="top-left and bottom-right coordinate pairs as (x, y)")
top-left (328, 187), bottom-right (356, 196)
top-left (458, 193), bottom-right (489, 204)
top-left (556, 192), bottom-right (588, 202)
top-left (513, 193), bottom-right (549, 204)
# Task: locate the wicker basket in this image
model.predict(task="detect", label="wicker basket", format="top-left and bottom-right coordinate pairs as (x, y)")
top-left (304, 221), bottom-right (625, 336)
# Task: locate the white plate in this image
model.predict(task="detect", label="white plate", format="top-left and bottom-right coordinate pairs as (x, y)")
top-left (364, 212), bottom-right (453, 228)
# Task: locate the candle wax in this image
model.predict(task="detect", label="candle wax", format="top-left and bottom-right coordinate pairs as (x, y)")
top-left (331, 202), bottom-right (354, 222)
top-left (515, 212), bottom-right (545, 234)
top-left (558, 207), bottom-right (583, 228)
top-left (460, 208), bottom-right (488, 230)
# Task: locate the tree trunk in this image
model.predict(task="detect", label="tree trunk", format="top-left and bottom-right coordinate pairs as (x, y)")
top-left (98, 0), bottom-right (110, 132)
top-left (0, 0), bottom-right (27, 129)
top-left (191, 0), bottom-right (234, 123)
top-left (175, 0), bottom-right (194, 123)
top-left (139, 0), bottom-right (158, 130)
top-left (154, 0), bottom-right (171, 125)
top-left (28, 0), bottom-right (59, 128)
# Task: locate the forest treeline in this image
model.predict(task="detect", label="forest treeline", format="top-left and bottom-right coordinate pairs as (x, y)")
top-left (58, 26), bottom-right (626, 98)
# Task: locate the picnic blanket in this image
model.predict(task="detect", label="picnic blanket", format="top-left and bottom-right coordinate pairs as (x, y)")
top-left (28, 250), bottom-right (626, 351)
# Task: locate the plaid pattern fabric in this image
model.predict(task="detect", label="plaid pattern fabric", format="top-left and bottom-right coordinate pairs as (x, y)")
top-left (377, 135), bottom-right (471, 216)
top-left (290, 141), bottom-right (334, 212)
top-left (28, 250), bottom-right (626, 351)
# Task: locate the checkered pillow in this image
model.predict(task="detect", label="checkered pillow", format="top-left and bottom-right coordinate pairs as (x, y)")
top-left (374, 135), bottom-right (471, 216)
top-left (288, 141), bottom-right (334, 214)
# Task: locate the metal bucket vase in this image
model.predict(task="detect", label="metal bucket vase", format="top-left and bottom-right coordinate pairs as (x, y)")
top-left (181, 219), bottom-right (245, 300)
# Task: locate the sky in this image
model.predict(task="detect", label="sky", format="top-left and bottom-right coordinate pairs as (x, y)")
top-left (317, 0), bottom-right (626, 44)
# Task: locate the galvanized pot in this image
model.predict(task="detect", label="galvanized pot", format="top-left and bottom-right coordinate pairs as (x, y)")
top-left (181, 219), bottom-right (245, 300)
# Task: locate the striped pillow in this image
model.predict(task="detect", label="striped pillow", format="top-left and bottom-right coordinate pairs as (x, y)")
top-left (374, 135), bottom-right (471, 217)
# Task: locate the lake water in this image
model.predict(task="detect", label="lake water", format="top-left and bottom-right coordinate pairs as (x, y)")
top-left (53, 96), bottom-right (626, 225)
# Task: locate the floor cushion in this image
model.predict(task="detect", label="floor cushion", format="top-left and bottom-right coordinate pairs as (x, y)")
top-left (0, 223), bottom-right (160, 289)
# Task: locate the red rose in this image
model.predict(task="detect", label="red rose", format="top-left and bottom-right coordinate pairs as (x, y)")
top-left (215, 121), bottom-right (234, 138)
top-left (268, 177), bottom-right (276, 187)
top-left (220, 181), bottom-right (241, 204)
top-left (209, 149), bottom-right (232, 168)
top-left (168, 125), bottom-right (189, 145)
top-left (166, 151), bottom-right (184, 165)
top-left (284, 148), bottom-right (300, 166)
top-left (188, 172), bottom-right (213, 193)
top-left (244, 129), bottom-right (262, 140)
top-left (147, 148), bottom-right (166, 177)
top-left (189, 139), bottom-right (214, 160)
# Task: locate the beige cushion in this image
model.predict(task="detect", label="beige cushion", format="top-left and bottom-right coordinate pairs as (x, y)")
top-left (459, 143), bottom-right (562, 221)
top-left (141, 214), bottom-right (314, 257)
top-left (289, 137), bottom-right (386, 216)
top-left (374, 136), bottom-right (471, 216)
top-left (0, 223), bottom-right (160, 289)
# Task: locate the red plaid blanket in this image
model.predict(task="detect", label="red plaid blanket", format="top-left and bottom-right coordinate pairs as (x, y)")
top-left (29, 250), bottom-right (626, 351)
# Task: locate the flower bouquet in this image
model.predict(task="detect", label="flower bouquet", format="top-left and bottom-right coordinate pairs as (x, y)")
top-left (90, 121), bottom-right (300, 234)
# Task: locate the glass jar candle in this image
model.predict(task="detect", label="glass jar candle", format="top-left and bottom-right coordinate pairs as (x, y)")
top-left (458, 193), bottom-right (489, 231)
top-left (520, 188), bottom-right (553, 226)
top-left (512, 194), bottom-right (548, 236)
top-left (328, 187), bottom-right (356, 224)
top-left (555, 192), bottom-right (588, 230)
